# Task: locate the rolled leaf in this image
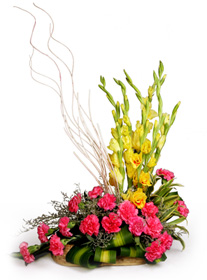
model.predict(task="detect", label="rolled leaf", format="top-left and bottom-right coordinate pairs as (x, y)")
top-left (119, 246), bottom-right (145, 258)
top-left (106, 225), bottom-right (134, 249)
top-left (66, 246), bottom-right (99, 269)
top-left (94, 247), bottom-right (116, 264)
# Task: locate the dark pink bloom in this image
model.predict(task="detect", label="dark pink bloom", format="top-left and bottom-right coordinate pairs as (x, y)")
top-left (101, 213), bottom-right (122, 234)
top-left (97, 193), bottom-right (116, 211)
top-left (49, 234), bottom-right (64, 256)
top-left (58, 217), bottom-right (73, 237)
top-left (156, 168), bottom-right (174, 181)
top-left (145, 240), bottom-right (163, 262)
top-left (141, 202), bottom-right (158, 218)
top-left (144, 217), bottom-right (163, 238)
top-left (117, 200), bottom-right (138, 224)
top-left (68, 193), bottom-right (81, 213)
top-left (175, 200), bottom-right (189, 218)
top-left (79, 214), bottom-right (100, 236)
top-left (88, 186), bottom-right (103, 199)
top-left (158, 231), bottom-right (173, 251)
top-left (128, 216), bottom-right (145, 236)
top-left (19, 242), bottom-right (35, 264)
top-left (37, 223), bottom-right (50, 243)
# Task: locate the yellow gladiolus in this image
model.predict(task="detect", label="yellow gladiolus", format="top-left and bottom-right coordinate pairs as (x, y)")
top-left (130, 188), bottom-right (147, 209)
top-left (147, 154), bottom-right (156, 168)
top-left (139, 170), bottom-right (151, 186)
top-left (122, 135), bottom-right (132, 149)
top-left (130, 152), bottom-right (142, 169)
top-left (148, 109), bottom-right (158, 120)
top-left (123, 115), bottom-right (131, 126)
top-left (133, 171), bottom-right (138, 186)
top-left (111, 128), bottom-right (118, 139)
top-left (121, 125), bottom-right (129, 136)
top-left (157, 135), bottom-right (166, 150)
top-left (122, 188), bottom-right (133, 200)
top-left (124, 148), bottom-right (134, 163)
top-left (126, 163), bottom-right (136, 179)
top-left (109, 153), bottom-right (120, 168)
top-left (141, 139), bottom-right (151, 154)
top-left (108, 138), bottom-right (120, 152)
top-left (109, 167), bottom-right (123, 186)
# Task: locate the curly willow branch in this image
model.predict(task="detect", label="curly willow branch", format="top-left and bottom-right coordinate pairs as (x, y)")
top-left (14, 4), bottom-right (118, 194)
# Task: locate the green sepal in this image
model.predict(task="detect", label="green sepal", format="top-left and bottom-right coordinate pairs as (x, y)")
top-left (66, 246), bottom-right (99, 269)
top-left (94, 247), bottom-right (116, 264)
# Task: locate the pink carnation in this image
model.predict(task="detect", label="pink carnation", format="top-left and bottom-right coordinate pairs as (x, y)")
top-left (102, 213), bottom-right (122, 234)
top-left (145, 240), bottom-right (163, 262)
top-left (158, 231), bottom-right (173, 251)
top-left (58, 217), bottom-right (73, 237)
top-left (144, 217), bottom-right (163, 238)
top-left (156, 168), bottom-right (174, 181)
top-left (128, 216), bottom-right (145, 236)
top-left (37, 223), bottom-right (50, 243)
top-left (141, 202), bottom-right (158, 218)
top-left (117, 200), bottom-right (138, 224)
top-left (19, 242), bottom-right (35, 264)
top-left (88, 186), bottom-right (103, 199)
top-left (79, 214), bottom-right (100, 236)
top-left (97, 193), bottom-right (116, 211)
top-left (175, 200), bottom-right (189, 218)
top-left (68, 193), bottom-right (81, 213)
top-left (49, 234), bottom-right (64, 256)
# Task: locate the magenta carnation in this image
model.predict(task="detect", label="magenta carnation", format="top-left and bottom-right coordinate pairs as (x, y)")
top-left (19, 242), bottom-right (35, 264)
top-left (49, 234), bottom-right (64, 256)
top-left (145, 240), bottom-right (163, 262)
top-left (79, 214), bottom-right (100, 236)
top-left (175, 200), bottom-right (189, 218)
top-left (37, 223), bottom-right (50, 243)
top-left (144, 217), bottom-right (163, 238)
top-left (158, 231), bottom-right (173, 251)
top-left (141, 202), bottom-right (158, 218)
top-left (117, 200), bottom-right (138, 224)
top-left (88, 186), bottom-right (103, 199)
top-left (128, 216), bottom-right (145, 236)
top-left (58, 217), bottom-right (73, 237)
top-left (68, 193), bottom-right (81, 213)
top-left (97, 193), bottom-right (116, 211)
top-left (156, 168), bottom-right (174, 181)
top-left (102, 213), bottom-right (122, 234)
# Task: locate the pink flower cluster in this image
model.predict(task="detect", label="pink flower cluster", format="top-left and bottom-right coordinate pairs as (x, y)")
top-left (145, 231), bottom-right (173, 262)
top-left (102, 213), bottom-right (122, 234)
top-left (79, 214), bottom-right (100, 236)
top-left (117, 200), bottom-right (138, 224)
top-left (59, 217), bottom-right (73, 237)
top-left (49, 234), bottom-right (64, 256)
top-left (88, 186), bottom-right (103, 199)
top-left (97, 193), bottom-right (116, 211)
top-left (68, 193), bottom-right (81, 213)
top-left (175, 200), bottom-right (189, 218)
top-left (156, 168), bottom-right (174, 181)
top-left (19, 242), bottom-right (35, 264)
top-left (37, 223), bottom-right (50, 243)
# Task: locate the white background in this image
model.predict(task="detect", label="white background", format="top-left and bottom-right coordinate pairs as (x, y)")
top-left (1, 0), bottom-right (207, 279)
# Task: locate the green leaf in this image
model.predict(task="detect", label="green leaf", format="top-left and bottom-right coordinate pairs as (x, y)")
top-left (66, 246), bottom-right (99, 269)
top-left (167, 217), bottom-right (186, 226)
top-left (94, 247), bottom-right (117, 264)
top-left (172, 234), bottom-right (185, 250)
top-left (159, 205), bottom-right (177, 222)
top-left (106, 225), bottom-right (134, 249)
top-left (120, 246), bottom-right (145, 258)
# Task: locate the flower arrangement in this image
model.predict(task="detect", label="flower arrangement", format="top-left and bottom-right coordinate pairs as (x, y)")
top-left (13, 4), bottom-right (189, 269)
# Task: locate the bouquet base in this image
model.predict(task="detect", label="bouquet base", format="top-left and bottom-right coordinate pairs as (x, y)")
top-left (52, 245), bottom-right (146, 267)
